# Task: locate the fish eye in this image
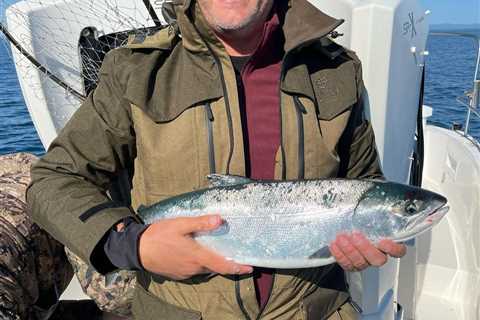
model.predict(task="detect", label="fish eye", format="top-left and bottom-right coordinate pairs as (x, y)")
top-left (405, 202), bottom-right (418, 214)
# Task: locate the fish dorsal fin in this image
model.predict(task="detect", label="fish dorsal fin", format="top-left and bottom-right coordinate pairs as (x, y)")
top-left (207, 174), bottom-right (253, 187)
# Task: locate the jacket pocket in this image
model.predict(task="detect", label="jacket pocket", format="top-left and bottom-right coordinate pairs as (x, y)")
top-left (131, 105), bottom-right (203, 202)
top-left (132, 284), bottom-right (202, 320)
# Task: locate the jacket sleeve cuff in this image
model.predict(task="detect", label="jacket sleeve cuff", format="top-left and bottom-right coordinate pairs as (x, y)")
top-left (73, 206), bottom-right (136, 274)
top-left (103, 217), bottom-right (148, 272)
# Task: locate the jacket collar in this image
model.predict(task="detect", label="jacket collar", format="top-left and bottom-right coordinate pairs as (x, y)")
top-left (280, 0), bottom-right (344, 54)
top-left (172, 0), bottom-right (344, 56)
top-left (124, 0), bottom-right (345, 122)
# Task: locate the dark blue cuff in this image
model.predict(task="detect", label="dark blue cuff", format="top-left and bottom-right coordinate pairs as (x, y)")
top-left (103, 217), bottom-right (148, 271)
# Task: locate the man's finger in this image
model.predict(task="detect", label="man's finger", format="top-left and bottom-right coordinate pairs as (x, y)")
top-left (329, 242), bottom-right (355, 271)
top-left (377, 239), bottom-right (407, 258)
top-left (174, 215), bottom-right (222, 235)
top-left (335, 234), bottom-right (369, 270)
top-left (197, 248), bottom-right (253, 275)
top-left (350, 232), bottom-right (387, 267)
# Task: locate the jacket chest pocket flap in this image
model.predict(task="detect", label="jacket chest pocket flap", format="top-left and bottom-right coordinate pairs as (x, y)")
top-left (311, 59), bottom-right (358, 122)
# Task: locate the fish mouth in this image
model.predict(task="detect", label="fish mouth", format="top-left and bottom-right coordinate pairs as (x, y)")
top-left (395, 203), bottom-right (450, 242)
top-left (422, 203), bottom-right (449, 225)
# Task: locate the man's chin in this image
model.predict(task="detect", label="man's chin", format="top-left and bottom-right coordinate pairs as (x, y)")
top-left (214, 19), bottom-right (253, 32)
top-left (212, 15), bottom-right (260, 35)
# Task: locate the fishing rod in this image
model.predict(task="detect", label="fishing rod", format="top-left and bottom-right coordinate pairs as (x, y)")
top-left (141, 0), bottom-right (162, 27)
top-left (0, 23), bottom-right (86, 101)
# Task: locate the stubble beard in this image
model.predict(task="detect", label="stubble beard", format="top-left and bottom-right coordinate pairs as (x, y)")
top-left (198, 0), bottom-right (274, 54)
top-left (209, 7), bottom-right (260, 33)
top-left (201, 0), bottom-right (274, 35)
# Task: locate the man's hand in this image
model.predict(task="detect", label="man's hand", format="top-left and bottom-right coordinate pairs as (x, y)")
top-left (329, 231), bottom-right (406, 272)
top-left (138, 214), bottom-right (253, 280)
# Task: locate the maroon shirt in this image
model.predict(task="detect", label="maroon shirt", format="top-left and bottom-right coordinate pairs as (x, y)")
top-left (231, 9), bottom-right (284, 309)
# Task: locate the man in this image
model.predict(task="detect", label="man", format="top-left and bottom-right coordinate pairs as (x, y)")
top-left (27, 0), bottom-right (406, 319)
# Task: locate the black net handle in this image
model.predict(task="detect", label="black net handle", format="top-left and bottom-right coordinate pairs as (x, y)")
top-left (0, 23), bottom-right (86, 101)
top-left (142, 0), bottom-right (162, 27)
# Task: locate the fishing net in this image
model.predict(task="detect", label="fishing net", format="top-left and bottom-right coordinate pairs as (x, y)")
top-left (0, 0), bottom-right (168, 133)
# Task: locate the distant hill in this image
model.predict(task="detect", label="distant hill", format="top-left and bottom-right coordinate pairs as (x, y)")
top-left (431, 24), bottom-right (480, 32)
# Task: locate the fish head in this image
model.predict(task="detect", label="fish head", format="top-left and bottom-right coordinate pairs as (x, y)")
top-left (353, 181), bottom-right (448, 242)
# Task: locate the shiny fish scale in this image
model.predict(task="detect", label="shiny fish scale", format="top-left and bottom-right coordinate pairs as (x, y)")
top-left (140, 180), bottom-right (375, 267)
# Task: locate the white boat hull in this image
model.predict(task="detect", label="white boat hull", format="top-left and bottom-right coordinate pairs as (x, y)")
top-left (412, 124), bottom-right (480, 320)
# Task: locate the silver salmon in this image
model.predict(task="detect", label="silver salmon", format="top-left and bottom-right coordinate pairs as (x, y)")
top-left (138, 175), bottom-right (448, 268)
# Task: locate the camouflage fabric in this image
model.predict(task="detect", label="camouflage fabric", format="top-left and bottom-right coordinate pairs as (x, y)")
top-left (0, 152), bottom-right (135, 319)
top-left (64, 248), bottom-right (136, 317)
top-left (0, 153), bottom-right (73, 320)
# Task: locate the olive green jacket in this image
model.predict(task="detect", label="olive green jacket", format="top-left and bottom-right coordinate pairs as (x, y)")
top-left (27, 0), bottom-right (382, 319)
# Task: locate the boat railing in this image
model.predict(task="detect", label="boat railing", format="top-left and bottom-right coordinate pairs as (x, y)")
top-left (456, 80), bottom-right (480, 135)
top-left (431, 31), bottom-right (480, 137)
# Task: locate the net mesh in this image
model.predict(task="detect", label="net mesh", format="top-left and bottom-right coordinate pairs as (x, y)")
top-left (0, 0), bottom-right (167, 134)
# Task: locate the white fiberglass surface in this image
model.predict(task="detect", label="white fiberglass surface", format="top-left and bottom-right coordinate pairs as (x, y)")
top-left (415, 125), bottom-right (480, 320)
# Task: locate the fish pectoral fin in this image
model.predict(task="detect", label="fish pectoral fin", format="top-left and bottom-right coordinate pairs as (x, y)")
top-left (206, 174), bottom-right (253, 187)
top-left (308, 246), bottom-right (332, 259)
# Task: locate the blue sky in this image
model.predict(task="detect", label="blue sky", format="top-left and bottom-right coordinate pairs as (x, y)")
top-left (420, 0), bottom-right (480, 24)
top-left (1, 0), bottom-right (16, 21)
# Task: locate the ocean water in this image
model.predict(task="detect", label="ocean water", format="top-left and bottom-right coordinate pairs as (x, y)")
top-left (425, 30), bottom-right (480, 138)
top-left (0, 38), bottom-right (44, 156)
top-left (0, 32), bottom-right (479, 156)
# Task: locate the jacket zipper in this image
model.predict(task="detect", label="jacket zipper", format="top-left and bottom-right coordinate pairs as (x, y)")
top-left (216, 61), bottom-right (235, 175)
top-left (206, 52), bottom-right (235, 175)
top-left (204, 102), bottom-right (216, 174)
top-left (255, 273), bottom-right (276, 320)
top-left (235, 275), bottom-right (253, 320)
top-left (191, 26), bottom-right (235, 175)
top-left (293, 96), bottom-right (307, 179)
top-left (279, 64), bottom-right (287, 180)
